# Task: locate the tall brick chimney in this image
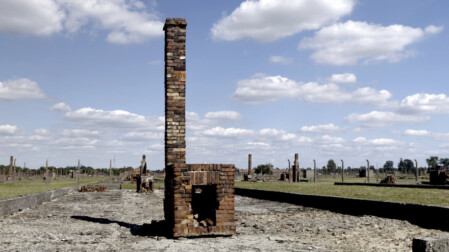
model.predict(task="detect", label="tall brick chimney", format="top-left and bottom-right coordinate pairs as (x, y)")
top-left (163, 18), bottom-right (235, 238)
top-left (164, 18), bottom-right (187, 169)
top-left (163, 18), bottom-right (188, 230)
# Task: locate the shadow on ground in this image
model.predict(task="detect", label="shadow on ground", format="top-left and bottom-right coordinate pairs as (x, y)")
top-left (71, 216), bottom-right (171, 238)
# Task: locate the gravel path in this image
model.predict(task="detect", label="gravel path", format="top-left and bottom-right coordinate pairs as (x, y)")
top-left (0, 189), bottom-right (447, 251)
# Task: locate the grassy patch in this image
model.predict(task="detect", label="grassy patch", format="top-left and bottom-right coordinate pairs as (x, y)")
top-left (122, 182), bottom-right (163, 191)
top-left (238, 174), bottom-right (429, 184)
top-left (122, 183), bottom-right (137, 190)
top-left (235, 181), bottom-right (449, 207)
top-left (0, 178), bottom-right (103, 200)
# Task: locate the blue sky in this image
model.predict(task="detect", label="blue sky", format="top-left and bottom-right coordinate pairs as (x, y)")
top-left (0, 0), bottom-right (448, 170)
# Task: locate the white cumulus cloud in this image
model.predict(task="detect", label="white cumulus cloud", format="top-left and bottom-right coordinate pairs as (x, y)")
top-left (0, 0), bottom-right (64, 36)
top-left (204, 111), bottom-right (242, 120)
top-left (319, 135), bottom-right (345, 143)
top-left (247, 142), bottom-right (270, 147)
top-left (187, 112), bottom-right (214, 131)
top-left (354, 137), bottom-right (403, 147)
top-left (34, 128), bottom-right (50, 135)
top-left (54, 137), bottom-right (98, 146)
top-left (232, 75), bottom-right (298, 103)
top-left (0, 124), bottom-right (18, 135)
top-left (353, 137), bottom-right (367, 143)
top-left (59, 0), bottom-right (163, 44)
top-left (402, 129), bottom-right (449, 141)
top-left (232, 74), bottom-right (395, 108)
top-left (0, 0), bottom-right (164, 44)
top-left (300, 123), bottom-right (342, 134)
top-left (351, 87), bottom-right (396, 108)
top-left (0, 78), bottom-right (46, 101)
top-left (61, 129), bottom-right (100, 138)
top-left (203, 127), bottom-right (255, 138)
top-left (269, 56), bottom-right (293, 64)
top-left (259, 128), bottom-right (297, 141)
top-left (398, 93), bottom-right (449, 114)
top-left (64, 107), bottom-right (153, 128)
top-left (299, 21), bottom-right (444, 65)
top-left (211, 0), bottom-right (355, 42)
top-left (370, 138), bottom-right (401, 146)
top-left (345, 111), bottom-right (429, 127)
top-left (122, 131), bottom-right (163, 141)
top-left (51, 102), bottom-right (71, 112)
top-left (328, 73), bottom-right (357, 84)
top-left (29, 135), bottom-right (51, 142)
top-left (403, 129), bottom-right (431, 136)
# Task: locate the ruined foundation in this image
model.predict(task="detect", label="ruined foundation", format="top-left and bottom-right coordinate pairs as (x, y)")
top-left (163, 18), bottom-right (235, 238)
top-left (7, 156), bottom-right (13, 181)
top-left (293, 154), bottom-right (299, 182)
top-left (244, 154), bottom-right (252, 181)
top-left (429, 169), bottom-right (449, 185)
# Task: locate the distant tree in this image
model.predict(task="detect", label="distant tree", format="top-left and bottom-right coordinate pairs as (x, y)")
top-left (403, 159), bottom-right (414, 173)
top-left (38, 166), bottom-right (46, 174)
top-left (383, 160), bottom-right (394, 170)
top-left (398, 158), bottom-right (407, 173)
top-left (439, 158), bottom-right (449, 169)
top-left (327, 159), bottom-right (337, 173)
top-left (0, 165), bottom-right (6, 175)
top-left (254, 164), bottom-right (272, 175)
top-left (383, 161), bottom-right (394, 173)
top-left (426, 156), bottom-right (439, 169)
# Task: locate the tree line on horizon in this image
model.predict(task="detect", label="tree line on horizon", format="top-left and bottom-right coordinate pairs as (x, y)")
top-left (0, 165), bottom-right (136, 177)
top-left (251, 156), bottom-right (449, 175)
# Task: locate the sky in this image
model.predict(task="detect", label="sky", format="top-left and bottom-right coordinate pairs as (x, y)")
top-left (0, 0), bottom-right (448, 170)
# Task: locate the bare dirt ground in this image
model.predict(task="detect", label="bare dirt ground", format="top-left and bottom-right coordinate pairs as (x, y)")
top-left (0, 189), bottom-right (447, 251)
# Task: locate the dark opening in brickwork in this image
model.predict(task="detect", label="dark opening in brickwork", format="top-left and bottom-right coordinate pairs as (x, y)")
top-left (192, 185), bottom-right (217, 226)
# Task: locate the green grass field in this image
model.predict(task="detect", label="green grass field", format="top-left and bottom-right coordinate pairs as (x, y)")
top-left (0, 178), bottom-right (104, 200)
top-left (122, 182), bottom-right (163, 190)
top-left (0, 175), bottom-right (164, 200)
top-left (237, 173), bottom-right (429, 184)
top-left (235, 181), bottom-right (449, 207)
top-left (3, 175), bottom-right (446, 208)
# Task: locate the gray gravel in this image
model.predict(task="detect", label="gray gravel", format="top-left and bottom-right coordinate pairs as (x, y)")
top-left (0, 189), bottom-right (447, 251)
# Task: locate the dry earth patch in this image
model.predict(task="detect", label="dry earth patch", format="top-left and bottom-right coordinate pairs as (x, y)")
top-left (0, 190), bottom-right (447, 251)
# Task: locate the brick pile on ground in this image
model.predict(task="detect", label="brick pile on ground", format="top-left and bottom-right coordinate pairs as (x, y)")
top-left (380, 175), bottom-right (397, 184)
top-left (79, 185), bottom-right (107, 192)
